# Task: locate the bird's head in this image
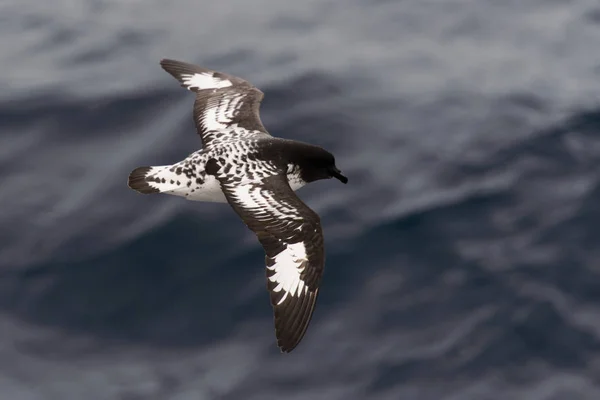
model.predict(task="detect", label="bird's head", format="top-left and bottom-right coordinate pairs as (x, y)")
top-left (296, 146), bottom-right (348, 184)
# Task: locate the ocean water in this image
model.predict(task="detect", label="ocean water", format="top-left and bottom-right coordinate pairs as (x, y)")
top-left (2, 0), bottom-right (600, 398)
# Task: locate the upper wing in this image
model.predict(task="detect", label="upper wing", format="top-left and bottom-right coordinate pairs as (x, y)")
top-left (214, 168), bottom-right (325, 352)
top-left (160, 59), bottom-right (271, 148)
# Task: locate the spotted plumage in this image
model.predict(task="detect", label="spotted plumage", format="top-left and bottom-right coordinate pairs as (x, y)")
top-left (127, 58), bottom-right (348, 352)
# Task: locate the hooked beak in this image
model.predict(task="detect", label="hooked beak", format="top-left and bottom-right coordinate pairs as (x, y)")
top-left (331, 167), bottom-right (348, 184)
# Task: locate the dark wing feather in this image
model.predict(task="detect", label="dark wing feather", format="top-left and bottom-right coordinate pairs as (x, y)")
top-left (215, 171), bottom-right (325, 352)
top-left (160, 59), bottom-right (270, 147)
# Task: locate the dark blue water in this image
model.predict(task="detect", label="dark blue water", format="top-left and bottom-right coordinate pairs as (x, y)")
top-left (2, 1), bottom-right (600, 398)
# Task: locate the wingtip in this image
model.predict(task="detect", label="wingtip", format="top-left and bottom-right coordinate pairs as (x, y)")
top-left (277, 335), bottom-right (299, 353)
top-left (278, 343), bottom-right (298, 353)
top-left (159, 58), bottom-right (180, 67)
top-left (159, 58), bottom-right (185, 74)
top-left (271, 288), bottom-right (320, 354)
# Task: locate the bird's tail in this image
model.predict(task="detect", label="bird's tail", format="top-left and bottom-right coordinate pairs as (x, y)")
top-left (127, 165), bottom-right (185, 194)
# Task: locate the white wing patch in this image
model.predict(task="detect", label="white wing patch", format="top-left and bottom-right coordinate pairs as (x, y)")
top-left (229, 182), bottom-right (304, 222)
top-left (198, 94), bottom-right (246, 133)
top-left (180, 73), bottom-right (232, 90)
top-left (267, 242), bottom-right (309, 305)
top-left (200, 96), bottom-right (229, 132)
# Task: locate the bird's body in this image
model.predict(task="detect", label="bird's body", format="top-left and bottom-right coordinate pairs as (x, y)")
top-left (129, 137), bottom-right (318, 203)
top-left (128, 59), bottom-right (347, 352)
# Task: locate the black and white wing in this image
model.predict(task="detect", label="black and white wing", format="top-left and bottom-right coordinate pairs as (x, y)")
top-left (211, 166), bottom-right (325, 352)
top-left (160, 59), bottom-right (271, 148)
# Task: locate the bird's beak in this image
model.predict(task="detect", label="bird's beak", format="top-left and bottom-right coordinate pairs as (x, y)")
top-left (331, 167), bottom-right (348, 184)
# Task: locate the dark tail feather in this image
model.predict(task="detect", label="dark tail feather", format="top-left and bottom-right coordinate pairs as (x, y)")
top-left (128, 166), bottom-right (161, 194)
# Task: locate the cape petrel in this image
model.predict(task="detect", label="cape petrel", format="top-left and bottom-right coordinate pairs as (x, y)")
top-left (127, 59), bottom-right (348, 352)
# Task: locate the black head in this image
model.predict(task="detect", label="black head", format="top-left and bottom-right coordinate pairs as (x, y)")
top-left (294, 145), bottom-right (348, 184)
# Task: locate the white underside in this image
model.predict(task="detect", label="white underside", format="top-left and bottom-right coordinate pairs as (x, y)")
top-left (183, 174), bottom-right (228, 202)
